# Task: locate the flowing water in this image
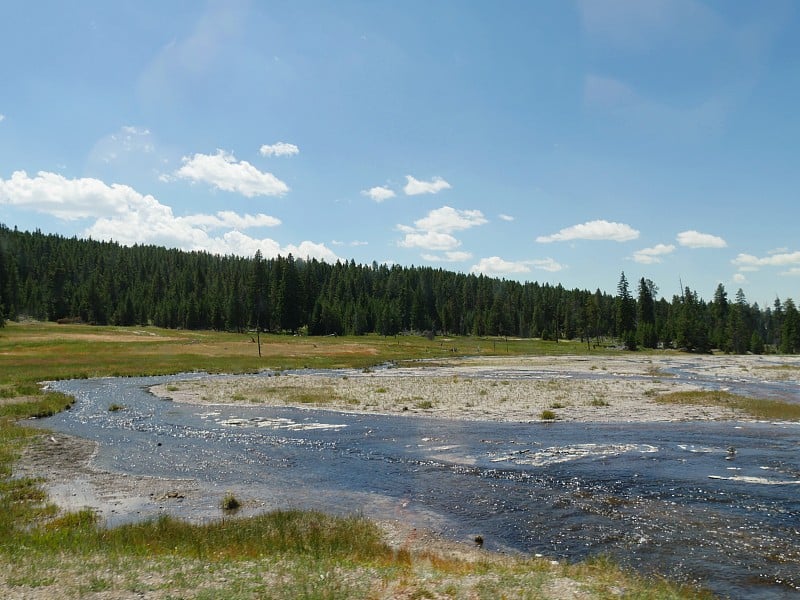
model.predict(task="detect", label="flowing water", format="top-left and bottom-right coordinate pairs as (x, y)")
top-left (34, 365), bottom-right (800, 599)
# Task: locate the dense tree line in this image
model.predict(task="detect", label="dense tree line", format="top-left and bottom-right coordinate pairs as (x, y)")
top-left (0, 224), bottom-right (798, 353)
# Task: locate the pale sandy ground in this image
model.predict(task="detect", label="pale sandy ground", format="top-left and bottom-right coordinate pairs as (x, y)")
top-left (150, 353), bottom-right (800, 423)
top-left (7, 354), bottom-right (799, 599)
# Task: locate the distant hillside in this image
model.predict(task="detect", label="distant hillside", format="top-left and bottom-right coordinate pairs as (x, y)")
top-left (0, 224), bottom-right (797, 353)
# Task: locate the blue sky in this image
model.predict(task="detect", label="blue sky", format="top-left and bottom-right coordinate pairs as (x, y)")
top-left (1, 1), bottom-right (798, 306)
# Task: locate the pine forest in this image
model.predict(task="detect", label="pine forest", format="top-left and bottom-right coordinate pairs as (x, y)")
top-left (0, 224), bottom-right (798, 354)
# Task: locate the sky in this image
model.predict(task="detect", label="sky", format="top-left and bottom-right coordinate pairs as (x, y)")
top-left (1, 1), bottom-right (799, 307)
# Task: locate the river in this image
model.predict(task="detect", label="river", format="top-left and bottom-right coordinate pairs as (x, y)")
top-left (34, 364), bottom-right (800, 599)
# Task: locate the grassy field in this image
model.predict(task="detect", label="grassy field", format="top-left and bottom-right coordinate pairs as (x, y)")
top-left (1, 322), bottom-right (714, 599)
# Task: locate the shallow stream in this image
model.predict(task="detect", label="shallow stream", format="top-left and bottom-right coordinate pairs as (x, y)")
top-left (36, 365), bottom-right (800, 599)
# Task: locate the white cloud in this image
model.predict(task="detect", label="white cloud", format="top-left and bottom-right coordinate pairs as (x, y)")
top-left (403, 175), bottom-right (451, 196)
top-left (397, 206), bottom-right (487, 252)
top-left (180, 211), bottom-right (281, 230)
top-left (781, 267), bottom-right (800, 277)
top-left (732, 273), bottom-right (748, 284)
top-left (632, 243), bottom-right (676, 264)
top-left (470, 256), bottom-right (565, 277)
top-left (471, 257), bottom-right (531, 276)
top-left (259, 142), bottom-right (299, 157)
top-left (414, 206), bottom-right (487, 233)
top-left (175, 149), bottom-right (289, 197)
top-left (362, 185), bottom-right (396, 202)
top-left (421, 251), bottom-right (472, 262)
top-left (499, 214), bottom-right (515, 222)
top-left (0, 169), bottom-right (336, 262)
top-left (732, 251), bottom-right (800, 270)
top-left (399, 231), bottom-right (460, 251)
top-left (202, 231), bottom-right (339, 262)
top-left (0, 114), bottom-right (5, 122)
top-left (531, 258), bottom-right (565, 272)
top-left (330, 239), bottom-right (368, 247)
top-left (536, 219), bottom-right (639, 243)
top-left (676, 230), bottom-right (727, 248)
top-left (0, 170), bottom-right (157, 220)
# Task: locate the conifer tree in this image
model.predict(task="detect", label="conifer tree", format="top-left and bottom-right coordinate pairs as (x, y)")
top-left (615, 272), bottom-right (636, 350)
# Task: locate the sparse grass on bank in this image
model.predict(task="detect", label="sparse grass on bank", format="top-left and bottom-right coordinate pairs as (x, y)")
top-left (0, 322), bottom-right (718, 598)
top-left (657, 390), bottom-right (800, 421)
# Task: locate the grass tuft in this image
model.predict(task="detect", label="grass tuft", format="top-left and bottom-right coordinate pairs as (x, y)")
top-left (657, 390), bottom-right (800, 421)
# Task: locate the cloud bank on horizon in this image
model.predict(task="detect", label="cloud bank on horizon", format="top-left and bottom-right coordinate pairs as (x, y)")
top-left (0, 1), bottom-right (798, 303)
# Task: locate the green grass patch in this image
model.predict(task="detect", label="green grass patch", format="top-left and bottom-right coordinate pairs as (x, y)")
top-left (540, 409), bottom-right (557, 420)
top-left (589, 398), bottom-right (610, 407)
top-left (656, 390), bottom-right (800, 420)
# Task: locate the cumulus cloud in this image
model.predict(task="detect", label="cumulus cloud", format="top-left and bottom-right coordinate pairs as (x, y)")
top-left (175, 149), bottom-right (289, 197)
top-left (732, 251), bottom-right (800, 270)
top-left (531, 258), bottom-right (565, 272)
top-left (397, 206), bottom-right (487, 252)
top-left (259, 142), bottom-right (299, 157)
top-left (180, 211), bottom-right (281, 230)
top-left (421, 251), bottom-right (472, 262)
top-left (499, 214), bottom-right (515, 222)
top-left (732, 273), bottom-right (748, 284)
top-left (414, 206), bottom-right (487, 233)
top-left (470, 256), bottom-right (564, 277)
top-left (0, 114), bottom-right (5, 122)
top-left (676, 230), bottom-right (727, 248)
top-left (362, 185), bottom-right (396, 202)
top-left (471, 257), bottom-right (531, 276)
top-left (0, 170), bottom-right (337, 262)
top-left (403, 175), bottom-right (451, 195)
top-left (536, 219), bottom-right (639, 243)
top-left (632, 243), bottom-right (676, 264)
top-left (0, 170), bottom-right (156, 220)
top-left (399, 231), bottom-right (460, 251)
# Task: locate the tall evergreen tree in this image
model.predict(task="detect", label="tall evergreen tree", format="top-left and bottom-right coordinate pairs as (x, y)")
top-left (780, 299), bottom-right (799, 353)
top-left (710, 283), bottom-right (729, 350)
top-left (615, 272), bottom-right (636, 350)
top-left (676, 287), bottom-right (710, 353)
top-left (636, 278), bottom-right (658, 348)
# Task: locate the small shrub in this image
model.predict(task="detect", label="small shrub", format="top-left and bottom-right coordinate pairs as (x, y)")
top-left (540, 410), bottom-right (557, 420)
top-left (414, 400), bottom-right (434, 410)
top-left (590, 398), bottom-right (610, 407)
top-left (108, 403), bottom-right (125, 412)
top-left (221, 492), bottom-right (241, 511)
